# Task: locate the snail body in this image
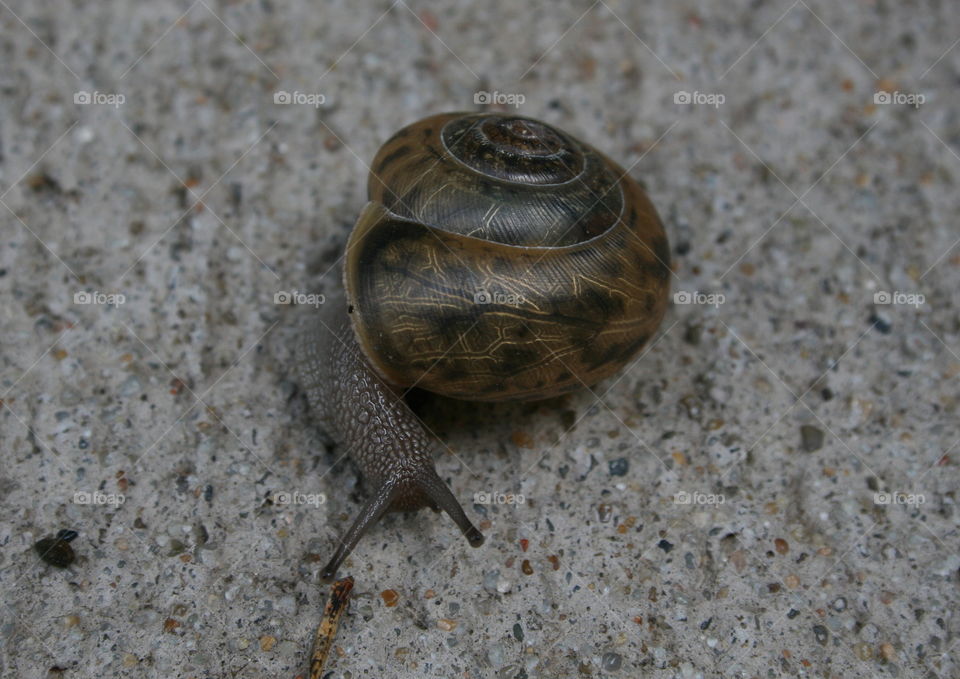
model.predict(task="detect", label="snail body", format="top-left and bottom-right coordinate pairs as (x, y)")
top-left (296, 112), bottom-right (670, 580)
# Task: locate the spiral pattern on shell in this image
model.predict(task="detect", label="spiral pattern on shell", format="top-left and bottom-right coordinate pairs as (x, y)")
top-left (344, 112), bottom-right (671, 401)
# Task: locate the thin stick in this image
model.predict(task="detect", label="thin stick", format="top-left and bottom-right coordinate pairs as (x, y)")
top-left (309, 576), bottom-right (355, 679)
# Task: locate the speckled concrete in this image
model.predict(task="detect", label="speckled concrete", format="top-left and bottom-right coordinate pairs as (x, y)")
top-left (1, 1), bottom-right (958, 678)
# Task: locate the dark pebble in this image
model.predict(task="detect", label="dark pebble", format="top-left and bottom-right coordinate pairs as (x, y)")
top-left (657, 539), bottom-right (674, 553)
top-left (813, 624), bottom-right (829, 645)
top-left (512, 623), bottom-right (523, 642)
top-left (34, 530), bottom-right (78, 568)
top-left (608, 457), bottom-right (629, 476)
top-left (869, 312), bottom-right (892, 334)
top-left (800, 425), bottom-right (824, 452)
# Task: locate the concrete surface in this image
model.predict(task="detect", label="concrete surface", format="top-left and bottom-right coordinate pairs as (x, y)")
top-left (1, 1), bottom-right (958, 677)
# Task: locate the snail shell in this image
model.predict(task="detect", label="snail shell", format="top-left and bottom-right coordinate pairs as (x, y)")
top-left (344, 112), bottom-right (671, 401)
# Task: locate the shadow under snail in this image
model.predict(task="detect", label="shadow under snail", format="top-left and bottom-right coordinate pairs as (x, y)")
top-left (296, 112), bottom-right (671, 580)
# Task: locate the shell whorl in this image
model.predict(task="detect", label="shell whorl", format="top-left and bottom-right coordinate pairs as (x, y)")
top-left (368, 113), bottom-right (624, 247)
top-left (440, 114), bottom-right (584, 185)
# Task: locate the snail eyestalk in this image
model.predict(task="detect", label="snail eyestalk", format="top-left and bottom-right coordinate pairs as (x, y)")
top-left (321, 481), bottom-right (399, 582)
top-left (419, 470), bottom-right (485, 547)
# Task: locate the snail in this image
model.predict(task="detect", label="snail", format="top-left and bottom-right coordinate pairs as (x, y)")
top-left (295, 112), bottom-right (670, 580)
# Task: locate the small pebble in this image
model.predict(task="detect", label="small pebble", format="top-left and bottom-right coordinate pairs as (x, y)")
top-left (800, 425), bottom-right (824, 452)
top-left (437, 618), bottom-right (457, 632)
top-left (119, 375), bottom-right (141, 397)
top-left (608, 457), bottom-right (629, 476)
top-left (381, 589), bottom-right (399, 607)
top-left (657, 539), bottom-right (674, 553)
top-left (813, 624), bottom-right (829, 646)
top-left (601, 651), bottom-right (622, 671)
top-left (597, 503), bottom-right (613, 523)
top-left (869, 312), bottom-right (892, 334)
top-left (34, 529), bottom-right (78, 568)
top-left (512, 623), bottom-right (523, 642)
top-left (259, 635), bottom-right (276, 652)
top-left (487, 642), bottom-right (507, 667)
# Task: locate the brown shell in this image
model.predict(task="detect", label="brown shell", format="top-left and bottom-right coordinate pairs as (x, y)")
top-left (343, 112), bottom-right (670, 402)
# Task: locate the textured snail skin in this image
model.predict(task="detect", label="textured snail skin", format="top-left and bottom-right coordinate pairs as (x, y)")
top-left (299, 112), bottom-right (670, 580)
top-left (297, 292), bottom-right (484, 581)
